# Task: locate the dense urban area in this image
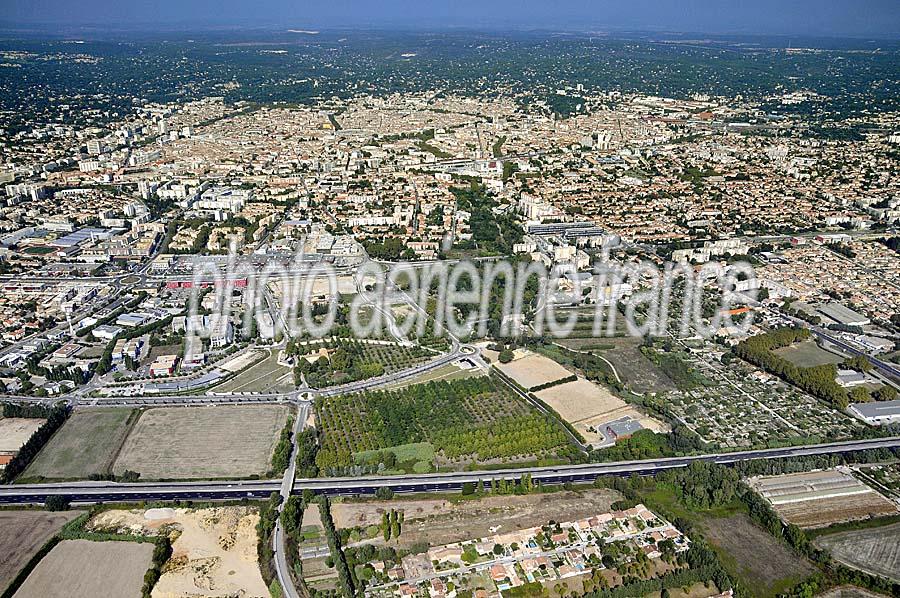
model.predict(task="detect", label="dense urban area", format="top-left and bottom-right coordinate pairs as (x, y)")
top-left (0, 26), bottom-right (898, 598)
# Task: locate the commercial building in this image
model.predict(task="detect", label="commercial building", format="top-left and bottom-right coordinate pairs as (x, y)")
top-left (848, 399), bottom-right (900, 426)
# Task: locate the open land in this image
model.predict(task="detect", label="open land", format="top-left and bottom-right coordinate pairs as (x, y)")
top-left (22, 408), bottom-right (136, 480)
top-left (0, 418), bottom-right (44, 453)
top-left (535, 377), bottom-right (668, 445)
top-left (814, 522), bottom-right (900, 583)
top-left (0, 510), bottom-right (82, 594)
top-left (773, 341), bottom-right (844, 368)
top-left (12, 539), bottom-right (152, 598)
top-left (332, 488), bottom-right (621, 549)
top-left (495, 351), bottom-right (573, 390)
top-left (212, 352), bottom-right (294, 393)
top-left (112, 405), bottom-right (291, 479)
top-left (558, 337), bottom-right (676, 395)
top-left (702, 514), bottom-right (817, 597)
top-left (89, 506), bottom-right (268, 597)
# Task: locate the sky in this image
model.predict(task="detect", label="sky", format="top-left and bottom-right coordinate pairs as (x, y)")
top-left (3, 0), bottom-right (899, 38)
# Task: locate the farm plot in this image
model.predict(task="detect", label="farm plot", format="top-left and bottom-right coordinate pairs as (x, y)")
top-left (112, 405), bottom-right (290, 479)
top-left (0, 418), bottom-right (44, 454)
top-left (748, 469), bottom-right (898, 528)
top-left (495, 351), bottom-right (573, 390)
top-left (88, 506), bottom-right (268, 597)
top-left (12, 539), bottom-right (152, 598)
top-left (774, 341), bottom-right (844, 368)
top-left (21, 408), bottom-right (136, 481)
top-left (814, 522), bottom-right (900, 582)
top-left (0, 511), bottom-right (82, 594)
top-left (315, 377), bottom-right (574, 474)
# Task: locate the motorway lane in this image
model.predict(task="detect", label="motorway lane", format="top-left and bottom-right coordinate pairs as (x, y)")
top-left (1, 437), bottom-right (897, 505)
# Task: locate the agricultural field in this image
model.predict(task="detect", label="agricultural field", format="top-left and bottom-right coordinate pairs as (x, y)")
top-left (88, 506), bottom-right (269, 597)
top-left (702, 514), bottom-right (817, 597)
top-left (0, 418), bottom-right (44, 454)
top-left (21, 408), bottom-right (137, 481)
top-left (534, 377), bottom-right (667, 446)
top-left (315, 377), bottom-right (575, 474)
top-left (814, 522), bottom-right (900, 582)
top-left (112, 405), bottom-right (291, 479)
top-left (495, 351), bottom-right (573, 390)
top-left (773, 341), bottom-right (844, 368)
top-left (660, 348), bottom-right (861, 449)
top-left (747, 469), bottom-right (898, 528)
top-left (12, 539), bottom-right (153, 598)
top-left (0, 511), bottom-right (82, 594)
top-left (331, 488), bottom-right (622, 550)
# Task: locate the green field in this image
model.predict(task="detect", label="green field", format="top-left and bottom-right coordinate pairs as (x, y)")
top-left (212, 352), bottom-right (294, 393)
top-left (773, 341), bottom-right (844, 368)
top-left (353, 442), bottom-right (436, 474)
top-left (382, 362), bottom-right (482, 390)
top-left (20, 408), bottom-right (137, 481)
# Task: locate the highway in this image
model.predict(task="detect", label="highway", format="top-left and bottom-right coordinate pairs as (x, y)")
top-left (1, 436), bottom-right (896, 505)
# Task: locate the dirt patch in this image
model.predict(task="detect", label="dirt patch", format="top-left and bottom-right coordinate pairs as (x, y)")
top-left (0, 510), bottom-right (82, 594)
top-left (333, 489), bottom-right (621, 549)
top-left (702, 514), bottom-right (816, 597)
top-left (814, 522), bottom-right (900, 583)
top-left (496, 352), bottom-right (572, 389)
top-left (88, 506), bottom-right (268, 597)
top-left (12, 539), bottom-right (152, 598)
top-left (112, 405), bottom-right (290, 480)
top-left (0, 418), bottom-right (44, 453)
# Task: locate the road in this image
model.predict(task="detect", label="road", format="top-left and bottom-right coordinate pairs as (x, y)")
top-left (1, 436), bottom-right (897, 505)
top-left (272, 403), bottom-right (308, 598)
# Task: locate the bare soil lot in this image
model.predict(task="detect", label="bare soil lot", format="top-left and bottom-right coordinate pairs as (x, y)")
top-left (702, 514), bottom-right (816, 597)
top-left (22, 408), bottom-right (136, 480)
top-left (535, 378), bottom-right (668, 445)
top-left (332, 489), bottom-right (621, 549)
top-left (0, 418), bottom-right (44, 453)
top-left (112, 405), bottom-right (290, 479)
top-left (814, 522), bottom-right (900, 583)
top-left (535, 377), bottom-right (627, 423)
top-left (496, 352), bottom-right (573, 389)
top-left (12, 539), bottom-right (152, 598)
top-left (0, 510), bottom-right (82, 594)
top-left (89, 506), bottom-right (268, 597)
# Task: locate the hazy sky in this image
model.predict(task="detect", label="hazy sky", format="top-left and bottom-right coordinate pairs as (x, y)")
top-left (3, 0), bottom-right (899, 38)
